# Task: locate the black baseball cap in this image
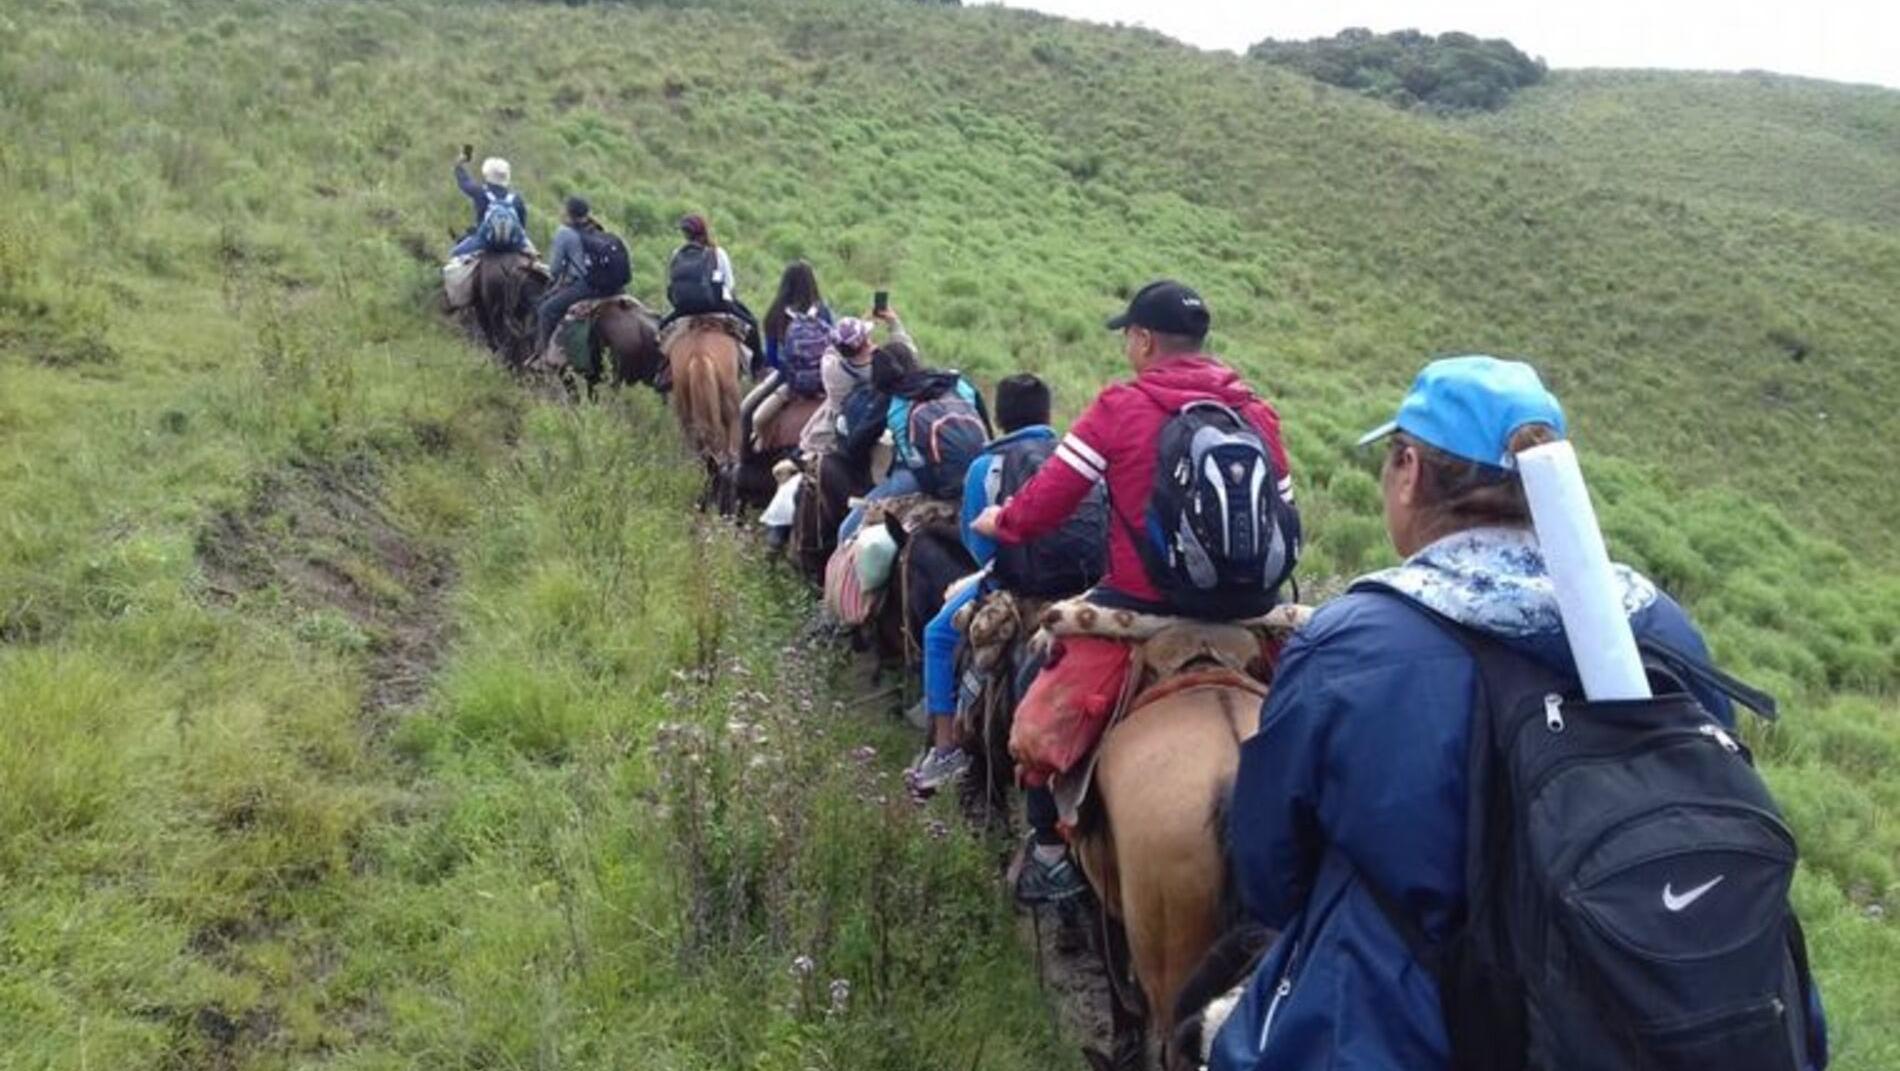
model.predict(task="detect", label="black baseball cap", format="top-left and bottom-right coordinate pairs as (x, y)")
top-left (1105, 280), bottom-right (1211, 337)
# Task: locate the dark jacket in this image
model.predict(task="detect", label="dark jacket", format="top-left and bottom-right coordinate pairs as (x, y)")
top-left (455, 163), bottom-right (527, 234)
top-left (1210, 528), bottom-right (1826, 1070)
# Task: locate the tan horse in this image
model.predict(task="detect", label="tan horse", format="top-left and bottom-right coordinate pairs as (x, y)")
top-left (663, 316), bottom-right (745, 514)
top-left (1070, 667), bottom-right (1267, 1070)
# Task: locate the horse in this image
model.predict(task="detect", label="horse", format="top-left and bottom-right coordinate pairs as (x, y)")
top-left (1071, 672), bottom-right (1262, 1070)
top-left (662, 315), bottom-right (746, 515)
top-left (735, 380), bottom-right (822, 511)
top-left (789, 452), bottom-right (865, 585)
top-left (531, 297), bottom-right (666, 396)
top-left (597, 299), bottom-right (666, 389)
top-left (470, 252), bottom-right (548, 369)
top-left (876, 510), bottom-right (975, 673)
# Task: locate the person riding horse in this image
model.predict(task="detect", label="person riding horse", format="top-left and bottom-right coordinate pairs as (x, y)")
top-left (534, 196), bottom-right (621, 352)
top-left (971, 280), bottom-right (1301, 745)
top-left (449, 149), bottom-right (531, 259)
top-left (659, 214), bottom-right (762, 363)
top-left (906, 373), bottom-right (1105, 904)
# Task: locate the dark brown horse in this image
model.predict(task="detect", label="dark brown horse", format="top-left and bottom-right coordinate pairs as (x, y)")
top-left (597, 301), bottom-right (665, 389)
top-left (789, 453), bottom-right (866, 585)
top-left (532, 298), bottom-right (666, 395)
top-left (735, 383), bottom-right (821, 511)
top-left (471, 253), bottom-right (547, 369)
top-left (874, 510), bottom-right (975, 672)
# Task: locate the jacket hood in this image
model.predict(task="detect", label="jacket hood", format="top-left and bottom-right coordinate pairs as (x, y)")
top-left (1128, 355), bottom-right (1262, 413)
top-left (984, 424), bottom-right (1055, 451)
top-left (1357, 526), bottom-right (1659, 646)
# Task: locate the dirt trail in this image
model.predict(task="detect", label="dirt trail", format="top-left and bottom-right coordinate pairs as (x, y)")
top-left (197, 459), bottom-right (455, 726)
top-left (183, 460), bottom-right (454, 1067)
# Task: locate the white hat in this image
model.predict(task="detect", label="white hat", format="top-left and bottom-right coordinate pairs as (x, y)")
top-left (481, 157), bottom-right (511, 187)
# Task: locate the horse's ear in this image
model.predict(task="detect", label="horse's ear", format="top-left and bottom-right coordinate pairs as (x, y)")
top-left (882, 514), bottom-right (908, 550)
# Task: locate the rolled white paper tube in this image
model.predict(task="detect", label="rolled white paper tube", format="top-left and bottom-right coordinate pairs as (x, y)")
top-left (1517, 441), bottom-right (1652, 701)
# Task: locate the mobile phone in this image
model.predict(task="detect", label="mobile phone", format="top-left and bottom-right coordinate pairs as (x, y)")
top-left (873, 290), bottom-right (890, 313)
top-left (461, 143), bottom-right (474, 160)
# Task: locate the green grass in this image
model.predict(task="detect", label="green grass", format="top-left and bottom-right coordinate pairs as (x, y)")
top-left (1, 0), bottom-right (1896, 1067)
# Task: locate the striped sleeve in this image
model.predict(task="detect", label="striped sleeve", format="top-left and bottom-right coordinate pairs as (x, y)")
top-left (1054, 432), bottom-right (1107, 484)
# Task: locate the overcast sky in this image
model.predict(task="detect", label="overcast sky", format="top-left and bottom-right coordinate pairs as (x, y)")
top-left (973, 0), bottom-right (1900, 89)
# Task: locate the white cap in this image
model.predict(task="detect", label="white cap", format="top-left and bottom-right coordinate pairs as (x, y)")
top-left (480, 157), bottom-right (511, 187)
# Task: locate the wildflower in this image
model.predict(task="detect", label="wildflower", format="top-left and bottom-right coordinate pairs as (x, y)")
top-left (848, 745), bottom-right (878, 765)
top-left (827, 978), bottom-right (851, 1016)
top-left (790, 954), bottom-right (815, 979)
top-left (924, 819), bottom-right (950, 841)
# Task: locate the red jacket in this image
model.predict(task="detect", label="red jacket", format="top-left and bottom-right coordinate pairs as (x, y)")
top-left (993, 355), bottom-right (1296, 605)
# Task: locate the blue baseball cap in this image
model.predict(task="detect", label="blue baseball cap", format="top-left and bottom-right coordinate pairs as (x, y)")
top-left (1356, 356), bottom-right (1567, 469)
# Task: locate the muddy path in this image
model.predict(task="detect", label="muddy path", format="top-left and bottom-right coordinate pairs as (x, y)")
top-left (197, 458), bottom-right (455, 729)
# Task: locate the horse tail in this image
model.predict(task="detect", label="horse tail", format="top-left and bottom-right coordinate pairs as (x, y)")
top-left (687, 338), bottom-right (728, 463)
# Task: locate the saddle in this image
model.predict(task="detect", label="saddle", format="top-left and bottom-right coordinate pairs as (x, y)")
top-left (658, 312), bottom-right (748, 352)
top-left (1017, 598), bottom-right (1312, 831)
top-left (860, 493), bottom-right (959, 536)
top-left (564, 293), bottom-right (644, 323)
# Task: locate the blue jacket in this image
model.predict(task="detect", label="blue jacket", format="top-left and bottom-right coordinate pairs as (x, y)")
top-left (959, 425), bottom-right (1056, 567)
top-left (1211, 528), bottom-right (1824, 1070)
top-left (455, 164), bottom-right (527, 234)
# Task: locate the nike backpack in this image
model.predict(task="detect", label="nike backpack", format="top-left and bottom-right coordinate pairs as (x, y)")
top-left (1134, 400), bottom-right (1297, 620)
top-left (1369, 600), bottom-right (1824, 1071)
top-left (989, 437), bottom-right (1106, 597)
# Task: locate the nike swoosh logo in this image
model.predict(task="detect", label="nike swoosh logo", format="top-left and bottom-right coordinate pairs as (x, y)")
top-left (1662, 875), bottom-right (1726, 912)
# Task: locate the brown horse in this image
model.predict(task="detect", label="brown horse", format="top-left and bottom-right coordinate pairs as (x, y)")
top-left (471, 253), bottom-right (547, 369)
top-left (663, 316), bottom-right (745, 514)
top-left (1070, 669), bottom-right (1266, 1070)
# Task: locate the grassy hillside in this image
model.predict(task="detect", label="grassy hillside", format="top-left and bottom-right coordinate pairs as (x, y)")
top-left (1472, 69), bottom-right (1900, 231)
top-left (1, 0), bottom-right (1896, 1068)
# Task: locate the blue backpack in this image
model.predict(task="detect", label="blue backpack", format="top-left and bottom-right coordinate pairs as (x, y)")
top-left (895, 384), bottom-right (988, 497)
top-left (476, 193), bottom-right (526, 252)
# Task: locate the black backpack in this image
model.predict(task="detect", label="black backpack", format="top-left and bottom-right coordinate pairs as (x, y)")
top-left (1132, 400), bottom-right (1297, 620)
top-left (667, 244), bottom-right (720, 313)
top-left (990, 437), bottom-right (1106, 597)
top-left (581, 230), bottom-right (631, 293)
top-left (1370, 601), bottom-right (1822, 1071)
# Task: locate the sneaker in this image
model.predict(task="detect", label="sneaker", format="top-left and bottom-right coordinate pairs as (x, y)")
top-left (902, 699), bottom-right (930, 732)
top-left (1016, 849), bottom-right (1088, 905)
top-left (906, 747), bottom-right (970, 795)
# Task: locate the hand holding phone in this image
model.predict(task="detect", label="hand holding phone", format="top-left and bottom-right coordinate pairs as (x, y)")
top-left (460, 143), bottom-right (474, 163)
top-left (873, 289), bottom-right (890, 314)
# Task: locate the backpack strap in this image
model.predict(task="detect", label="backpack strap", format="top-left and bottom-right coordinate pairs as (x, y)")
top-left (1636, 636), bottom-right (1779, 721)
top-left (1350, 590), bottom-right (1571, 979)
